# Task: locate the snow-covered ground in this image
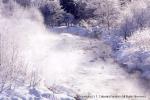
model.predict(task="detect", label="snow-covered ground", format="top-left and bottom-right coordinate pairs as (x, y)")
top-left (38, 27), bottom-right (150, 100)
top-left (0, 87), bottom-right (75, 100)
top-left (1, 21), bottom-right (150, 99)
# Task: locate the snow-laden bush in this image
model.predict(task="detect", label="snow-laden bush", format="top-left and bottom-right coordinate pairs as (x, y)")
top-left (116, 28), bottom-right (150, 80)
top-left (119, 0), bottom-right (150, 40)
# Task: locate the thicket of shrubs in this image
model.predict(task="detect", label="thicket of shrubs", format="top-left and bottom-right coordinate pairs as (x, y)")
top-left (106, 0), bottom-right (150, 80)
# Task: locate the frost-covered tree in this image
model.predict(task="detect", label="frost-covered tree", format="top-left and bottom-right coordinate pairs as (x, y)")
top-left (89, 0), bottom-right (120, 31)
top-left (119, 0), bottom-right (132, 8)
top-left (119, 0), bottom-right (150, 40)
top-left (120, 15), bottom-right (135, 40)
top-left (15, 0), bottom-right (31, 7)
top-left (60, 0), bottom-right (95, 23)
top-left (39, 0), bottom-right (65, 26)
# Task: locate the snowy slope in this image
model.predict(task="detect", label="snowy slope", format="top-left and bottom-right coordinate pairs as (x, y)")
top-left (38, 27), bottom-right (150, 100)
top-left (1, 23), bottom-right (150, 99)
